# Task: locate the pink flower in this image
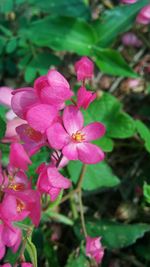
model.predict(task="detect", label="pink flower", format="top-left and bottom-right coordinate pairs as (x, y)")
top-left (37, 166), bottom-right (71, 201)
top-left (0, 87), bottom-right (13, 107)
top-left (34, 70), bottom-right (73, 108)
top-left (86, 236), bottom-right (104, 264)
top-left (51, 151), bottom-right (69, 169)
top-left (9, 143), bottom-right (32, 170)
top-left (75, 57), bottom-right (94, 81)
top-left (21, 263), bottom-right (33, 267)
top-left (122, 32), bottom-right (142, 47)
top-left (2, 117), bottom-right (25, 143)
top-left (136, 5), bottom-right (150, 25)
top-left (47, 105), bottom-right (105, 164)
top-left (0, 264), bottom-right (12, 267)
top-left (120, 0), bottom-right (137, 3)
top-left (77, 87), bottom-right (96, 110)
top-left (16, 124), bottom-right (47, 156)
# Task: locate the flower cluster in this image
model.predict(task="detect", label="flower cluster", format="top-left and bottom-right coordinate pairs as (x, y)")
top-left (0, 56), bottom-right (105, 265)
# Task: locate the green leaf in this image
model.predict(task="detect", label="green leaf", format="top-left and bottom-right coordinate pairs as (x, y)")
top-left (135, 120), bottom-right (150, 152)
top-left (83, 92), bottom-right (135, 139)
top-left (6, 38), bottom-right (17, 53)
top-left (68, 161), bottom-right (120, 191)
top-left (75, 220), bottom-right (150, 249)
top-left (26, 238), bottom-right (38, 267)
top-left (93, 0), bottom-right (150, 47)
top-left (143, 182), bottom-right (150, 204)
top-left (24, 66), bottom-right (37, 83)
top-left (0, 115), bottom-right (6, 140)
top-left (21, 16), bottom-right (97, 55)
top-left (93, 136), bottom-right (114, 152)
top-left (42, 209), bottom-right (74, 226)
top-left (93, 47), bottom-right (138, 78)
top-left (65, 248), bottom-right (90, 267)
top-left (28, 0), bottom-right (91, 20)
top-left (0, 0), bottom-right (13, 13)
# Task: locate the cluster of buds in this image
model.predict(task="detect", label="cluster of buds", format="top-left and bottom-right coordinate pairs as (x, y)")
top-left (0, 57), bottom-right (105, 265)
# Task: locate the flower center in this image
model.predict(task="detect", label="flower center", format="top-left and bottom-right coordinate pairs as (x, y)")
top-left (9, 183), bottom-right (25, 191)
top-left (16, 199), bottom-right (25, 213)
top-left (25, 126), bottom-right (43, 142)
top-left (72, 131), bottom-right (85, 142)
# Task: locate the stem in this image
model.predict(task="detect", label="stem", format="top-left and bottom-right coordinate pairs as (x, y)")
top-left (78, 188), bottom-right (87, 237)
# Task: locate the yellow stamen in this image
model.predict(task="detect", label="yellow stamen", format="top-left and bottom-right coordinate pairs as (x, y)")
top-left (72, 131), bottom-right (85, 142)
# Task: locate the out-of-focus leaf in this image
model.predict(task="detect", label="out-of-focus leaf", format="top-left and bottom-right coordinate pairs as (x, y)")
top-left (26, 237), bottom-right (37, 267)
top-left (0, 37), bottom-right (6, 54)
top-left (65, 248), bottom-right (90, 267)
top-left (93, 47), bottom-right (138, 78)
top-left (0, 115), bottom-right (6, 140)
top-left (93, 0), bottom-right (149, 47)
top-left (135, 120), bottom-right (150, 153)
top-left (74, 220), bottom-right (150, 249)
top-left (21, 16), bottom-right (97, 55)
top-left (28, 0), bottom-right (91, 20)
top-left (143, 182), bottom-right (150, 204)
top-left (68, 161), bottom-right (120, 190)
top-left (83, 93), bottom-right (135, 139)
top-left (42, 209), bottom-right (74, 226)
top-left (6, 38), bottom-right (17, 53)
top-left (0, 0), bottom-right (13, 13)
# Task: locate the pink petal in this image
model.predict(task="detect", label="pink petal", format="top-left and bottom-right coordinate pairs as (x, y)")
top-left (0, 225), bottom-right (6, 260)
top-left (77, 87), bottom-right (96, 110)
top-left (82, 122), bottom-right (106, 141)
top-left (21, 263), bottom-right (33, 267)
top-left (46, 123), bottom-right (69, 150)
top-left (62, 142), bottom-right (78, 160)
top-left (34, 75), bottom-right (49, 96)
top-left (77, 143), bottom-right (105, 164)
top-left (2, 118), bottom-right (25, 143)
top-left (75, 57), bottom-right (94, 81)
top-left (0, 87), bottom-right (13, 107)
top-left (2, 225), bottom-right (21, 248)
top-left (47, 167), bottom-right (71, 189)
top-left (47, 69), bottom-right (70, 89)
top-left (11, 88), bottom-right (39, 119)
top-left (63, 105), bottom-right (84, 135)
top-left (48, 187), bottom-right (61, 202)
top-left (9, 143), bottom-right (31, 170)
top-left (26, 104), bottom-right (58, 133)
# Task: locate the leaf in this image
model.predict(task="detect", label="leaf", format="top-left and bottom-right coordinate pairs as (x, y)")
top-left (93, 0), bottom-right (150, 47)
top-left (143, 182), bottom-right (150, 204)
top-left (42, 209), bottom-right (74, 226)
top-left (83, 92), bottom-right (135, 139)
top-left (74, 220), bottom-right (150, 249)
top-left (135, 120), bottom-right (150, 152)
top-left (6, 38), bottom-right (17, 53)
top-left (26, 237), bottom-right (38, 267)
top-left (21, 16), bottom-right (97, 55)
top-left (68, 161), bottom-right (120, 191)
top-left (28, 0), bottom-right (91, 20)
top-left (93, 47), bottom-right (138, 78)
top-left (93, 136), bottom-right (114, 152)
top-left (24, 66), bottom-right (37, 83)
top-left (65, 248), bottom-right (90, 267)
top-left (0, 115), bottom-right (6, 140)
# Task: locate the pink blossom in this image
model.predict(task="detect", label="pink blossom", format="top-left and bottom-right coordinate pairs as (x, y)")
top-left (51, 151), bottom-right (69, 169)
top-left (122, 32), bottom-right (142, 47)
top-left (21, 263), bottom-right (33, 267)
top-left (9, 143), bottom-right (32, 170)
top-left (86, 236), bottom-right (104, 264)
top-left (47, 105), bottom-right (105, 164)
top-left (136, 5), bottom-right (150, 25)
top-left (34, 70), bottom-right (73, 109)
top-left (0, 264), bottom-right (12, 267)
top-left (37, 166), bottom-right (71, 201)
top-left (75, 57), bottom-right (94, 81)
top-left (120, 0), bottom-right (137, 3)
top-left (16, 124), bottom-right (47, 156)
top-left (2, 117), bottom-right (25, 143)
top-left (77, 87), bottom-right (96, 110)
top-left (0, 87), bottom-right (13, 107)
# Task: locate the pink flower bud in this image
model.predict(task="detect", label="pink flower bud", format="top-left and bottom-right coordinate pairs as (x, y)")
top-left (120, 0), bottom-right (137, 4)
top-left (122, 32), bottom-right (142, 47)
top-left (136, 5), bottom-right (150, 25)
top-left (77, 87), bottom-right (96, 110)
top-left (75, 57), bottom-right (94, 81)
top-left (86, 236), bottom-right (104, 264)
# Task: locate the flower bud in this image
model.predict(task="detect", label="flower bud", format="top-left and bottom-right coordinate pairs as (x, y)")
top-left (75, 57), bottom-right (94, 81)
top-left (120, 0), bottom-right (137, 4)
top-left (86, 236), bottom-right (104, 264)
top-left (122, 32), bottom-right (142, 47)
top-left (136, 5), bottom-right (150, 25)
